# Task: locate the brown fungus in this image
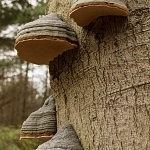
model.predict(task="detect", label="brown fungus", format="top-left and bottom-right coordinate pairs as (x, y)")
top-left (20, 96), bottom-right (57, 140)
top-left (36, 124), bottom-right (84, 150)
top-left (15, 13), bottom-right (78, 65)
top-left (70, 0), bottom-right (129, 26)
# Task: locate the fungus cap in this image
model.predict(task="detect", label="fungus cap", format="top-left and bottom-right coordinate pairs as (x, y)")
top-left (20, 96), bottom-right (57, 140)
top-left (36, 124), bottom-right (83, 150)
top-left (70, 0), bottom-right (129, 26)
top-left (15, 13), bottom-right (78, 65)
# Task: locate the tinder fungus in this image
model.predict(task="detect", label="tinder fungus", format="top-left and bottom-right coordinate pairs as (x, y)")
top-left (36, 124), bottom-right (83, 150)
top-left (70, 0), bottom-right (129, 26)
top-left (15, 13), bottom-right (78, 64)
top-left (20, 96), bottom-right (57, 140)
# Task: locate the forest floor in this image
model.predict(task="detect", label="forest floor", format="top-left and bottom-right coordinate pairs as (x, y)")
top-left (0, 126), bottom-right (40, 150)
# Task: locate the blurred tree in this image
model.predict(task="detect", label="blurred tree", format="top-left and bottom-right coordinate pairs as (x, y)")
top-left (0, 0), bottom-right (46, 51)
top-left (0, 0), bottom-right (48, 125)
top-left (0, 0), bottom-right (46, 29)
top-left (0, 75), bottom-right (43, 125)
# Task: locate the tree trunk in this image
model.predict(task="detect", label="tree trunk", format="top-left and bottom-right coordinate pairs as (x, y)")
top-left (22, 62), bottom-right (29, 120)
top-left (48, 0), bottom-right (150, 149)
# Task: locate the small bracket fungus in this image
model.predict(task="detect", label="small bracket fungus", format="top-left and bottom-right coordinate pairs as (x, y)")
top-left (70, 0), bottom-right (129, 26)
top-left (36, 124), bottom-right (84, 150)
top-left (15, 13), bottom-right (78, 65)
top-left (20, 96), bottom-right (57, 140)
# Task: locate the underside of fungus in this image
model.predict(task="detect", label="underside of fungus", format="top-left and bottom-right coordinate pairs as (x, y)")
top-left (15, 13), bottom-right (78, 65)
top-left (70, 0), bottom-right (129, 26)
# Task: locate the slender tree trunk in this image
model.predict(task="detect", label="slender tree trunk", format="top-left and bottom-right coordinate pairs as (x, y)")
top-left (48, 0), bottom-right (150, 149)
top-left (43, 67), bottom-right (49, 102)
top-left (22, 62), bottom-right (29, 120)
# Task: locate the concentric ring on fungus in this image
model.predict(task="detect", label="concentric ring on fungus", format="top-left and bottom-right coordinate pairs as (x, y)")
top-left (36, 125), bottom-right (84, 150)
top-left (15, 13), bottom-right (78, 65)
top-left (20, 96), bottom-right (57, 140)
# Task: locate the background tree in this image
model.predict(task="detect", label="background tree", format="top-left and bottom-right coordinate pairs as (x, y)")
top-left (0, 0), bottom-right (49, 125)
top-left (0, 0), bottom-right (50, 149)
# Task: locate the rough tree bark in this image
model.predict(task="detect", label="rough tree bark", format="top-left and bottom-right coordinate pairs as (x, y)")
top-left (48, 0), bottom-right (150, 149)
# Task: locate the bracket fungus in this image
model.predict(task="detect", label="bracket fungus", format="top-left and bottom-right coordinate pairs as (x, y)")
top-left (70, 0), bottom-right (129, 26)
top-left (20, 96), bottom-right (57, 140)
top-left (15, 13), bottom-right (78, 65)
top-left (36, 124), bottom-right (84, 150)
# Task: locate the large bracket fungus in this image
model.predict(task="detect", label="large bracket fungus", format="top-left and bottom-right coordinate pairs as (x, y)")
top-left (70, 0), bottom-right (129, 26)
top-left (36, 124), bottom-right (84, 150)
top-left (15, 13), bottom-right (78, 65)
top-left (20, 96), bottom-right (57, 140)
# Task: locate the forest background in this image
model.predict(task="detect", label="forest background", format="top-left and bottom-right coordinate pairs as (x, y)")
top-left (0, 0), bottom-right (50, 149)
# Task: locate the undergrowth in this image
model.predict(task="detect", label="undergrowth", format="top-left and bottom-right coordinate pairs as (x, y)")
top-left (0, 126), bottom-right (41, 150)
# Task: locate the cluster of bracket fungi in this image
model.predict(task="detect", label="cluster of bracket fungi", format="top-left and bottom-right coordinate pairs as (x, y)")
top-left (15, 0), bottom-right (129, 149)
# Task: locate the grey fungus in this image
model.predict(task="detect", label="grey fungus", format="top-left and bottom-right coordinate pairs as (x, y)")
top-left (15, 13), bottom-right (78, 65)
top-left (36, 124), bottom-right (84, 150)
top-left (20, 96), bottom-right (57, 140)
